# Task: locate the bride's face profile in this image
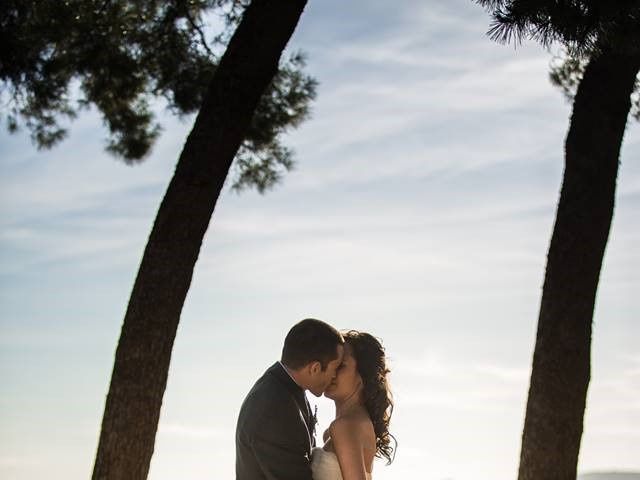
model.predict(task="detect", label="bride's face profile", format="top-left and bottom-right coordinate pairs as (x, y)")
top-left (323, 342), bottom-right (362, 401)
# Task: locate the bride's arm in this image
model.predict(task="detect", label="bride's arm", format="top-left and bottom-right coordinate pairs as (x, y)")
top-left (330, 418), bottom-right (368, 480)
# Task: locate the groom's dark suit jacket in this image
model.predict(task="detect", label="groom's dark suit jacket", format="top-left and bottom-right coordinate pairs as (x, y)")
top-left (236, 362), bottom-right (315, 480)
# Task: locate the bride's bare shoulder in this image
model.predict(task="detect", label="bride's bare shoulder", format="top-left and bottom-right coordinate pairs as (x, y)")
top-left (330, 409), bottom-right (372, 438)
top-left (328, 417), bottom-right (360, 456)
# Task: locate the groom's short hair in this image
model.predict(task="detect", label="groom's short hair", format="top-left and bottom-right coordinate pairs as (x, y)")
top-left (281, 318), bottom-right (344, 370)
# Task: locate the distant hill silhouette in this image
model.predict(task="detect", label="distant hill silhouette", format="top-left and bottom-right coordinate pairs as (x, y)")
top-left (579, 473), bottom-right (640, 480)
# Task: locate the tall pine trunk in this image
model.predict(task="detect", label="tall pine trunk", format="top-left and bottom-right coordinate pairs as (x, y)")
top-left (91, 1), bottom-right (308, 478)
top-left (517, 51), bottom-right (640, 480)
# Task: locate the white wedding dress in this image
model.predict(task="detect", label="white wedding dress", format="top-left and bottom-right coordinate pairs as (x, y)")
top-left (311, 447), bottom-right (372, 480)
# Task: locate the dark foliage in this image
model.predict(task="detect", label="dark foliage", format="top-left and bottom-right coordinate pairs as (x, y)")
top-left (0, 0), bottom-right (316, 192)
top-left (475, 0), bottom-right (640, 57)
top-left (233, 52), bottom-right (317, 193)
top-left (475, 1), bottom-right (640, 123)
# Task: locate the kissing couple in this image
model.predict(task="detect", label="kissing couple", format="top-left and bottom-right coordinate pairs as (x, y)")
top-left (235, 318), bottom-right (395, 480)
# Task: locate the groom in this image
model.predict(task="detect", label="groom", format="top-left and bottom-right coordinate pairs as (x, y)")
top-left (235, 318), bottom-right (345, 480)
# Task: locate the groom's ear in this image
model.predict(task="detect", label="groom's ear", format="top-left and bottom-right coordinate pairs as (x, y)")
top-left (308, 361), bottom-right (322, 375)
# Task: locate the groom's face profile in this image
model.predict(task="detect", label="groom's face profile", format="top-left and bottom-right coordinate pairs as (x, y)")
top-left (307, 344), bottom-right (344, 397)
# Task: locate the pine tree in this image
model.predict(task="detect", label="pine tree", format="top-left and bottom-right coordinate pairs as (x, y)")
top-left (476, 2), bottom-right (640, 478)
top-left (0, 0), bottom-right (316, 192)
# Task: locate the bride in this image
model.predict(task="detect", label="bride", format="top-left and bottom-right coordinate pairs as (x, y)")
top-left (311, 330), bottom-right (395, 480)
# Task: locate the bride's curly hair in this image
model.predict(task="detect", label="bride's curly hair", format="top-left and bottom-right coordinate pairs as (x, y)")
top-left (343, 330), bottom-right (396, 464)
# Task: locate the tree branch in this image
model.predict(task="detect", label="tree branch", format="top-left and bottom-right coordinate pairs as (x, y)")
top-left (184, 9), bottom-right (215, 58)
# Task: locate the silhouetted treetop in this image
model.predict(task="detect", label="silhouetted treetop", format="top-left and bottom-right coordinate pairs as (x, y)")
top-left (475, 0), bottom-right (640, 57)
top-left (1, 0), bottom-right (316, 192)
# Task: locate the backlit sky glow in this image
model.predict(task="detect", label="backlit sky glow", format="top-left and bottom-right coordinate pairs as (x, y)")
top-left (1, 1), bottom-right (638, 479)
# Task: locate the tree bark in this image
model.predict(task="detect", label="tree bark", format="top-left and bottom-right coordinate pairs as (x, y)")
top-left (91, 1), bottom-right (308, 479)
top-left (517, 51), bottom-right (640, 480)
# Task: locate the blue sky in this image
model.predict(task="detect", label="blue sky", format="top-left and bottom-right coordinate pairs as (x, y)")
top-left (1, 1), bottom-right (639, 479)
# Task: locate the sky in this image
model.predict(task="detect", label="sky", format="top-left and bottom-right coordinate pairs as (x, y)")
top-left (1, 1), bottom-right (639, 480)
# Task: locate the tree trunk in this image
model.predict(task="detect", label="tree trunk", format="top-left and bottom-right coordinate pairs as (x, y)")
top-left (91, 1), bottom-right (308, 479)
top-left (517, 51), bottom-right (640, 480)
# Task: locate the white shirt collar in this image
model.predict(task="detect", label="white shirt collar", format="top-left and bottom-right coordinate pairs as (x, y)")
top-left (278, 361), bottom-right (304, 389)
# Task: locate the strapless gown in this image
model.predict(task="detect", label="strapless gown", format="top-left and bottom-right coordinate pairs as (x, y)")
top-left (310, 447), bottom-right (372, 480)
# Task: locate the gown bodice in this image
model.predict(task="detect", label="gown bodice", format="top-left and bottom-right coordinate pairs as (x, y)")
top-left (310, 447), bottom-right (372, 480)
